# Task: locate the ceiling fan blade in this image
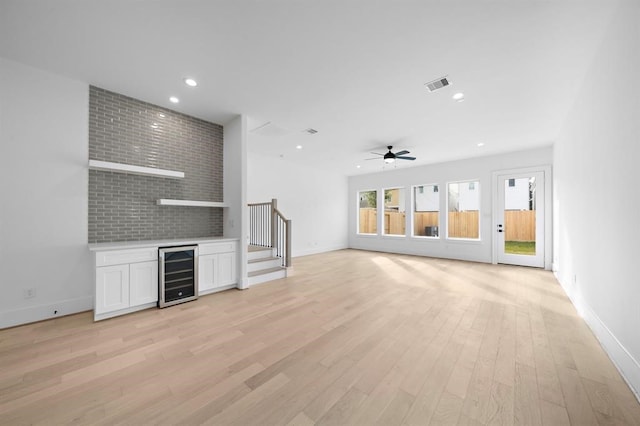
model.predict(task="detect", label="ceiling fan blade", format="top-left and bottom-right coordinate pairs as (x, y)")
top-left (394, 150), bottom-right (410, 156)
top-left (364, 157), bottom-right (382, 161)
top-left (396, 156), bottom-right (416, 161)
top-left (370, 152), bottom-right (384, 156)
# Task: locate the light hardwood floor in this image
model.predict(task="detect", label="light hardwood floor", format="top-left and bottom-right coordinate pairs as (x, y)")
top-left (1, 249), bottom-right (639, 425)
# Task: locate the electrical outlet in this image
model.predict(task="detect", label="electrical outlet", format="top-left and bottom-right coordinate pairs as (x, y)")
top-left (24, 288), bottom-right (36, 299)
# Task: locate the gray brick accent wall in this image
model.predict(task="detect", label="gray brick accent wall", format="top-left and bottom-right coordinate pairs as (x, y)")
top-left (88, 86), bottom-right (223, 243)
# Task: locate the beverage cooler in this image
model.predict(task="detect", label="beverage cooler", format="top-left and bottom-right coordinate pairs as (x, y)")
top-left (158, 245), bottom-right (198, 308)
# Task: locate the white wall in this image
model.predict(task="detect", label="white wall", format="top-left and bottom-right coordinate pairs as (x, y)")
top-left (0, 58), bottom-right (91, 328)
top-left (553, 0), bottom-right (640, 397)
top-left (223, 115), bottom-right (248, 289)
top-left (247, 150), bottom-right (349, 257)
top-left (348, 147), bottom-right (552, 263)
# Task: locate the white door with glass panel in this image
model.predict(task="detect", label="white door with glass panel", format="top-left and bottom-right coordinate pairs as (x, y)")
top-left (496, 171), bottom-right (544, 267)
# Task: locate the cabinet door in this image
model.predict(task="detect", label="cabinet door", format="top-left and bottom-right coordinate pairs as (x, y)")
top-left (198, 254), bottom-right (218, 292)
top-left (95, 264), bottom-right (130, 314)
top-left (217, 252), bottom-right (237, 286)
top-left (130, 260), bottom-right (158, 306)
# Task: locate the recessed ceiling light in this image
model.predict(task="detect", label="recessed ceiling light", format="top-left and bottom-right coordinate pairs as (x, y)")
top-left (169, 96), bottom-right (179, 103)
top-left (453, 92), bottom-right (465, 102)
top-left (477, 142), bottom-right (485, 147)
top-left (356, 165), bottom-right (361, 169)
top-left (296, 145), bottom-right (302, 150)
top-left (184, 78), bottom-right (198, 87)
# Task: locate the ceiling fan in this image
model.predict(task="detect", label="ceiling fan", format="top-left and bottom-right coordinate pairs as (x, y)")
top-left (366, 146), bottom-right (416, 164)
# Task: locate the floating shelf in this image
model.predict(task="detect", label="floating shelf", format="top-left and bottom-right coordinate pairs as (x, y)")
top-left (157, 199), bottom-right (228, 207)
top-left (89, 160), bottom-right (184, 179)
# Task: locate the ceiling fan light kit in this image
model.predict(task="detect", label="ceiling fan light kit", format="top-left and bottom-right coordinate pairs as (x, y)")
top-left (367, 145), bottom-right (416, 166)
top-left (384, 152), bottom-right (395, 163)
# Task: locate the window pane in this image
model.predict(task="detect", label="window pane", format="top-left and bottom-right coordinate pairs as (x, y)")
top-left (358, 190), bottom-right (377, 234)
top-left (504, 176), bottom-right (536, 255)
top-left (447, 181), bottom-right (480, 239)
top-left (383, 188), bottom-right (405, 235)
top-left (413, 184), bottom-right (439, 237)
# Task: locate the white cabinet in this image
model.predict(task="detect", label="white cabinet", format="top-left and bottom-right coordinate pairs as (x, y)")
top-left (198, 254), bottom-right (218, 293)
top-left (217, 252), bottom-right (236, 286)
top-left (130, 261), bottom-right (159, 306)
top-left (91, 239), bottom-right (238, 321)
top-left (95, 264), bottom-right (130, 314)
top-left (198, 241), bottom-right (237, 294)
top-left (94, 248), bottom-right (158, 320)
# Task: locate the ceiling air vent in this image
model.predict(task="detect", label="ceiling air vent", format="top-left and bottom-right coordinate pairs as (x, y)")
top-left (424, 76), bottom-right (450, 92)
top-left (250, 121), bottom-right (291, 137)
top-left (304, 128), bottom-right (318, 135)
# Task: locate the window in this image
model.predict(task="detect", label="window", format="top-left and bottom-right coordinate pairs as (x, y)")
top-left (413, 184), bottom-right (439, 237)
top-left (447, 181), bottom-right (480, 239)
top-left (383, 188), bottom-right (405, 236)
top-left (504, 176), bottom-right (537, 255)
top-left (358, 190), bottom-right (377, 234)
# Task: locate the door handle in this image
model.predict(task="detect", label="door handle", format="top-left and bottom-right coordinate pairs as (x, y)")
top-left (497, 224), bottom-right (503, 233)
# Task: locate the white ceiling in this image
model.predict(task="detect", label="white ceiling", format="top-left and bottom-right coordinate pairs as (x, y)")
top-left (0, 1), bottom-right (616, 175)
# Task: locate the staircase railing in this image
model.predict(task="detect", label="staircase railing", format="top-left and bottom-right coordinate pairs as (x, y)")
top-left (248, 199), bottom-right (291, 267)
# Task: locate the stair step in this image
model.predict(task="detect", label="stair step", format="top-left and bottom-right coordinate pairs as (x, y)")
top-left (248, 245), bottom-right (275, 261)
top-left (248, 256), bottom-right (280, 264)
top-left (248, 266), bottom-right (285, 277)
top-left (248, 266), bottom-right (287, 286)
top-left (248, 256), bottom-right (282, 273)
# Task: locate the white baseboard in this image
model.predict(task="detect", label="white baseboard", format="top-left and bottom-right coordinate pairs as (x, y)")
top-left (583, 302), bottom-right (640, 401)
top-left (0, 296), bottom-right (93, 329)
top-left (94, 301), bottom-right (156, 322)
top-left (199, 284), bottom-right (237, 296)
top-left (293, 244), bottom-right (348, 258)
top-left (555, 271), bottom-right (640, 401)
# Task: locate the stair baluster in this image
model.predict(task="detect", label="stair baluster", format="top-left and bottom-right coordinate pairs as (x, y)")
top-left (248, 199), bottom-right (291, 268)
